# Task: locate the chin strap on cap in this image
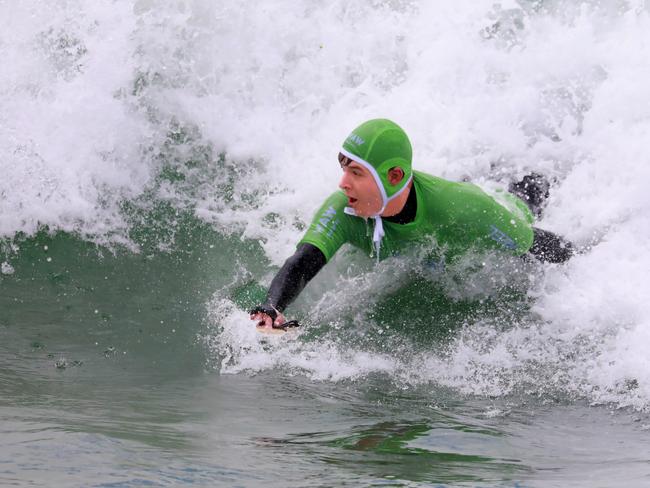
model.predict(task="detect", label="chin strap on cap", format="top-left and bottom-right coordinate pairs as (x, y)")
top-left (344, 207), bottom-right (385, 262)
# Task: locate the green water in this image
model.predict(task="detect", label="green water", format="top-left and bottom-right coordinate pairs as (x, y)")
top-left (2, 227), bottom-right (650, 487)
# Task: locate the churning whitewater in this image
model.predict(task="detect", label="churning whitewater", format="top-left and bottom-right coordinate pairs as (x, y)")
top-left (2, 0), bottom-right (650, 414)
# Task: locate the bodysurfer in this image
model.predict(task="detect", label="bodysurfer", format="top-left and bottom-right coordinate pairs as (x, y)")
top-left (250, 119), bottom-right (573, 329)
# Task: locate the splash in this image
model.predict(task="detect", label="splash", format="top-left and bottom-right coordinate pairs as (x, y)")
top-left (2, 0), bottom-right (650, 409)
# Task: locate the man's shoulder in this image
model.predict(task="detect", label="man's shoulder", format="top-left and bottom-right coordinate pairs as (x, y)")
top-left (415, 170), bottom-right (476, 190)
top-left (413, 171), bottom-right (525, 232)
top-left (299, 190), bottom-right (367, 262)
top-left (413, 171), bottom-right (477, 209)
top-left (413, 170), bottom-right (447, 188)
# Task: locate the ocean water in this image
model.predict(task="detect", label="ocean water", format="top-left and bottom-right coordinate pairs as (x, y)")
top-left (2, 0), bottom-right (650, 486)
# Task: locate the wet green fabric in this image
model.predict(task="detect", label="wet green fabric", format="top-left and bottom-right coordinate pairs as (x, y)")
top-left (299, 171), bottom-right (534, 262)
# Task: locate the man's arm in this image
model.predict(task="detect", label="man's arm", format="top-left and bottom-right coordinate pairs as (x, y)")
top-left (250, 243), bottom-right (326, 327)
top-left (250, 191), bottom-right (352, 327)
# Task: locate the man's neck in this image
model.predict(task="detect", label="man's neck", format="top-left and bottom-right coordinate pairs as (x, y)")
top-left (380, 180), bottom-right (413, 217)
top-left (382, 182), bottom-right (417, 224)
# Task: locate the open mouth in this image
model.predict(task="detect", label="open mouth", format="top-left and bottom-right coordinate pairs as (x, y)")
top-left (347, 197), bottom-right (358, 205)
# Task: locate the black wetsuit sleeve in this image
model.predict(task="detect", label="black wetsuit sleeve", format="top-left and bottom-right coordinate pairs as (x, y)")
top-left (257, 243), bottom-right (326, 314)
top-left (529, 227), bottom-right (574, 263)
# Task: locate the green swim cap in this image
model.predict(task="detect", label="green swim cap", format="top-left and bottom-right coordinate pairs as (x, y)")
top-left (340, 119), bottom-right (412, 207)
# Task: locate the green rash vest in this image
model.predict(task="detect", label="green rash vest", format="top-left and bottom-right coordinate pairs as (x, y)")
top-left (298, 171), bottom-right (535, 263)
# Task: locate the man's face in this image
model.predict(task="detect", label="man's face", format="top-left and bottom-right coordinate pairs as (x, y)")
top-left (338, 155), bottom-right (383, 217)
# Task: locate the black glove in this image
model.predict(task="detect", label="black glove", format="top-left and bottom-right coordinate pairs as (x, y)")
top-left (249, 304), bottom-right (278, 322)
top-left (249, 305), bottom-right (301, 330)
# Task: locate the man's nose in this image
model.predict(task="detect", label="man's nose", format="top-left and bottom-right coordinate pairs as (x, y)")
top-left (339, 172), bottom-right (351, 190)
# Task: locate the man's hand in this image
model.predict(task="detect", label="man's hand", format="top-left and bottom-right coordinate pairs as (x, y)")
top-left (249, 306), bottom-right (286, 329)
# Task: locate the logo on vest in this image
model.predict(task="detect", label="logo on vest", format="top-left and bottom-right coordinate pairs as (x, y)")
top-left (488, 225), bottom-right (517, 250)
top-left (315, 205), bottom-right (339, 237)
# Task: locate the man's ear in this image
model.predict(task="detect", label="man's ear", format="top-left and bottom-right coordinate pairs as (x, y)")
top-left (387, 167), bottom-right (405, 186)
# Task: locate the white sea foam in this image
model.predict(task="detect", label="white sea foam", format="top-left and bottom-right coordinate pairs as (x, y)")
top-left (3, 0), bottom-right (650, 409)
top-left (204, 296), bottom-right (399, 382)
top-left (0, 1), bottom-right (151, 243)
